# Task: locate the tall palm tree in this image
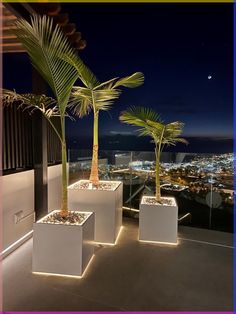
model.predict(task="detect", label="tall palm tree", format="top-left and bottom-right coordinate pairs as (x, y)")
top-left (119, 107), bottom-right (188, 203)
top-left (2, 90), bottom-right (76, 217)
top-left (69, 72), bottom-right (144, 185)
top-left (13, 14), bottom-right (90, 216)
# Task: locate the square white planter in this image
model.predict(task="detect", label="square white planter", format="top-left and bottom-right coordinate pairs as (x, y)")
top-left (32, 210), bottom-right (95, 277)
top-left (139, 196), bottom-right (178, 245)
top-left (68, 180), bottom-right (123, 244)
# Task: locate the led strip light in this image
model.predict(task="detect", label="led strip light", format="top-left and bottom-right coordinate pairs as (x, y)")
top-left (32, 254), bottom-right (95, 279)
top-left (1, 230), bottom-right (33, 257)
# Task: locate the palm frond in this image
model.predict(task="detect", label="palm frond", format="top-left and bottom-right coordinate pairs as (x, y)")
top-left (70, 86), bottom-right (122, 116)
top-left (95, 101), bottom-right (116, 112)
top-left (146, 119), bottom-right (165, 133)
top-left (1, 88), bottom-right (63, 140)
top-left (164, 122), bottom-right (185, 139)
top-left (120, 107), bottom-right (163, 141)
top-left (71, 86), bottom-right (93, 100)
top-left (93, 89), bottom-right (121, 103)
top-left (120, 106), bottom-right (187, 148)
top-left (1, 88), bottom-right (21, 106)
top-left (113, 72), bottom-right (144, 89)
top-left (119, 106), bottom-right (162, 128)
top-left (162, 137), bottom-right (188, 146)
top-left (63, 53), bottom-right (100, 89)
top-left (2, 89), bottom-right (57, 116)
top-left (135, 126), bottom-right (155, 137)
top-left (93, 77), bottom-right (118, 90)
top-left (69, 95), bottom-right (92, 117)
top-left (14, 14), bottom-right (79, 114)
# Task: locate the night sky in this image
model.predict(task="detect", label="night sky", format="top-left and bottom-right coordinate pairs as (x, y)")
top-left (3, 3), bottom-right (233, 153)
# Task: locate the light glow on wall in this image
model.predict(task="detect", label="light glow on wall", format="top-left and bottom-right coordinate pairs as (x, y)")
top-left (95, 226), bottom-right (124, 246)
top-left (122, 206), bottom-right (139, 213)
top-left (1, 230), bottom-right (33, 256)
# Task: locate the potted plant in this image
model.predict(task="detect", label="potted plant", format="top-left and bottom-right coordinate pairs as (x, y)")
top-left (69, 71), bottom-right (144, 185)
top-left (120, 106), bottom-right (187, 244)
top-left (67, 53), bottom-right (144, 244)
top-left (13, 14), bottom-right (95, 276)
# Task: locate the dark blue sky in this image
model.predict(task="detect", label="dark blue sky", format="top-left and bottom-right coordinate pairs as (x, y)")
top-left (3, 3), bottom-right (233, 152)
top-left (63, 3), bottom-right (233, 140)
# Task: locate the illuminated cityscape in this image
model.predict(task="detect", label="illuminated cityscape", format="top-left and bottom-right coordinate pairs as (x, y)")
top-left (69, 151), bottom-right (234, 232)
top-left (2, 1), bottom-right (233, 312)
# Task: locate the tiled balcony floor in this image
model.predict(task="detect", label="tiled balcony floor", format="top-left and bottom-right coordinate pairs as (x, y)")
top-left (3, 217), bottom-right (233, 311)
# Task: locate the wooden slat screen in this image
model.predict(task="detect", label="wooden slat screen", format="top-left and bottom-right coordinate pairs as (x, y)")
top-left (47, 118), bottom-right (62, 165)
top-left (3, 106), bottom-right (62, 173)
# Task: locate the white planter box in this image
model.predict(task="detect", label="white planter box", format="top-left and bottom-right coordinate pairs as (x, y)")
top-left (139, 196), bottom-right (178, 245)
top-left (68, 180), bottom-right (123, 244)
top-left (32, 210), bottom-right (94, 277)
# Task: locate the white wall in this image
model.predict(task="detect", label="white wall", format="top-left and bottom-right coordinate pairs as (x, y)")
top-left (2, 164), bottom-right (63, 253)
top-left (3, 170), bottom-right (35, 250)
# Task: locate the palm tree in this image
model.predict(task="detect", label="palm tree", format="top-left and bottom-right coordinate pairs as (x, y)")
top-left (119, 107), bottom-right (188, 203)
top-left (13, 14), bottom-right (90, 216)
top-left (2, 90), bottom-right (76, 216)
top-left (68, 72), bottom-right (144, 185)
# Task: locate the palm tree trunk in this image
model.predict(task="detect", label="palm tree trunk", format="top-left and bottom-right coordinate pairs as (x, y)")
top-left (89, 111), bottom-right (99, 185)
top-left (155, 126), bottom-right (165, 203)
top-left (155, 146), bottom-right (161, 202)
top-left (60, 118), bottom-right (68, 217)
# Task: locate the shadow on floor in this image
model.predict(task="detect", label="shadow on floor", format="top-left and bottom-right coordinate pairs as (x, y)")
top-left (3, 217), bottom-right (233, 311)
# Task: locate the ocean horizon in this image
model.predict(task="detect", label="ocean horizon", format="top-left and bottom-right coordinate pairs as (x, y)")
top-left (67, 134), bottom-right (233, 154)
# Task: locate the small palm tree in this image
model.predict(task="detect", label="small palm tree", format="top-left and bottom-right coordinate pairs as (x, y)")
top-left (119, 107), bottom-right (188, 203)
top-left (13, 14), bottom-right (90, 216)
top-left (69, 72), bottom-right (144, 185)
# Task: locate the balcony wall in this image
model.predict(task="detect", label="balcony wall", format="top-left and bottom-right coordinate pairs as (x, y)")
top-left (2, 164), bottom-right (63, 253)
top-left (3, 169), bottom-right (34, 250)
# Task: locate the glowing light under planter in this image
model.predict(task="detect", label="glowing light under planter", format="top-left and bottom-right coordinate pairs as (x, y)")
top-left (95, 226), bottom-right (124, 246)
top-left (32, 254), bottom-right (95, 279)
top-left (32, 211), bottom-right (95, 277)
top-left (139, 196), bottom-right (178, 244)
top-left (139, 239), bottom-right (178, 246)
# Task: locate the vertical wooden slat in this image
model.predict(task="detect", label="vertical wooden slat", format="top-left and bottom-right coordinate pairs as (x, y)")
top-left (28, 115), bottom-right (33, 166)
top-left (10, 106), bottom-right (15, 169)
top-left (15, 106), bottom-right (20, 168)
top-left (25, 113), bottom-right (28, 166)
top-left (3, 108), bottom-right (7, 170)
top-left (3, 102), bottom-right (60, 173)
top-left (6, 107), bottom-right (11, 169)
top-left (21, 110), bottom-right (26, 167)
top-left (13, 105), bottom-right (19, 168)
top-left (47, 117), bottom-right (61, 165)
top-left (17, 108), bottom-right (22, 167)
top-left (27, 114), bottom-right (31, 167)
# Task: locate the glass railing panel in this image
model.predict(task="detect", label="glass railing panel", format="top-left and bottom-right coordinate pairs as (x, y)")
top-left (68, 150), bottom-right (234, 233)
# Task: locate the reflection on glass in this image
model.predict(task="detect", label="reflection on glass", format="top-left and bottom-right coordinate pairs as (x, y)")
top-left (68, 150), bottom-right (234, 233)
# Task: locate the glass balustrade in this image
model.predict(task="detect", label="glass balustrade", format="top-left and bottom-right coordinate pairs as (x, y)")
top-left (68, 149), bottom-right (234, 233)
